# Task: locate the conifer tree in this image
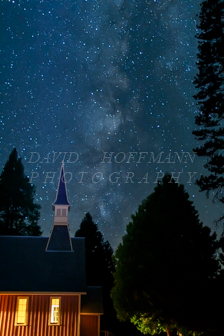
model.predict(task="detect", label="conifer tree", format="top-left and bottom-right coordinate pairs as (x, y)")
top-left (75, 213), bottom-right (116, 331)
top-left (193, 0), bottom-right (224, 210)
top-left (0, 148), bottom-right (42, 236)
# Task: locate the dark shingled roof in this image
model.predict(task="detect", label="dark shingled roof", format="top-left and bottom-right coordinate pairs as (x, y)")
top-left (53, 165), bottom-right (70, 208)
top-left (0, 236), bottom-right (86, 292)
top-left (81, 287), bottom-right (104, 314)
top-left (46, 225), bottom-right (73, 251)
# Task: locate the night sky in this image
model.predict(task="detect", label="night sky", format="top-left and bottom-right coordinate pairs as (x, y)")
top-left (0, 0), bottom-right (222, 248)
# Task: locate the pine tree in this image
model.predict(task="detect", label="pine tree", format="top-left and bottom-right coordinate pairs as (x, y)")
top-left (75, 213), bottom-right (116, 332)
top-left (0, 148), bottom-right (42, 236)
top-left (193, 0), bottom-right (224, 211)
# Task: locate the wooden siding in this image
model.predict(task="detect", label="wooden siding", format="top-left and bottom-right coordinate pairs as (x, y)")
top-left (80, 315), bottom-right (99, 336)
top-left (0, 295), bottom-right (79, 336)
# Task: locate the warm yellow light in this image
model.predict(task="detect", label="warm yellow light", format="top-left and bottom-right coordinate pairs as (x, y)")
top-left (50, 298), bottom-right (60, 324)
top-left (16, 298), bottom-right (28, 324)
top-left (52, 298), bottom-right (60, 305)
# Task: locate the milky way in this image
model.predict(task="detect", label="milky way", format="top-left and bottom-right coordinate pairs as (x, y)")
top-left (1, 0), bottom-right (221, 248)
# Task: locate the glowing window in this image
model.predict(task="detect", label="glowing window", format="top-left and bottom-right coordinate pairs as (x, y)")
top-left (50, 297), bottom-right (61, 325)
top-left (15, 297), bottom-right (28, 325)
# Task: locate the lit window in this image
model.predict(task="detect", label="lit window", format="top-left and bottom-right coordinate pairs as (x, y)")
top-left (15, 297), bottom-right (28, 325)
top-left (50, 297), bottom-right (61, 325)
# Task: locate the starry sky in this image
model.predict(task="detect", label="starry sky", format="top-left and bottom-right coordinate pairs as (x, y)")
top-left (0, 0), bottom-right (222, 248)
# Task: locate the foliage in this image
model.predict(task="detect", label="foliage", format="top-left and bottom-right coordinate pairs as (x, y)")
top-left (111, 174), bottom-right (221, 336)
top-left (0, 148), bottom-right (42, 236)
top-left (193, 0), bottom-right (224, 213)
top-left (131, 314), bottom-right (166, 335)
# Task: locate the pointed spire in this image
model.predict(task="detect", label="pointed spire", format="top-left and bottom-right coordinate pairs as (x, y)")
top-left (46, 163), bottom-right (73, 252)
top-left (53, 163), bottom-right (70, 210)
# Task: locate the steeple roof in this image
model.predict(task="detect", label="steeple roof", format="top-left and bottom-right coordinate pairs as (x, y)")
top-left (46, 225), bottom-right (73, 251)
top-left (53, 164), bottom-right (70, 210)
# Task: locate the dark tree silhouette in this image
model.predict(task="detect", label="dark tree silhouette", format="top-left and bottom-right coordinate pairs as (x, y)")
top-left (75, 213), bottom-right (116, 332)
top-left (111, 174), bottom-right (221, 336)
top-left (0, 148), bottom-right (42, 236)
top-left (193, 0), bottom-right (224, 219)
top-left (75, 213), bottom-right (114, 284)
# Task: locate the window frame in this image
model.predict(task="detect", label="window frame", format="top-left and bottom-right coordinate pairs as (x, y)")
top-left (49, 296), bottom-right (61, 326)
top-left (15, 296), bottom-right (29, 326)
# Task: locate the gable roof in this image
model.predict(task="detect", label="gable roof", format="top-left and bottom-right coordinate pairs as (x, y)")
top-left (53, 164), bottom-right (70, 209)
top-left (0, 236), bottom-right (86, 293)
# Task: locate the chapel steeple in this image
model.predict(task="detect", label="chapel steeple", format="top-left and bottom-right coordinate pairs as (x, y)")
top-left (52, 163), bottom-right (70, 221)
top-left (46, 163), bottom-right (73, 251)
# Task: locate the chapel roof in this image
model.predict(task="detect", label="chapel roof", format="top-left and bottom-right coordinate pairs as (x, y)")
top-left (0, 236), bottom-right (86, 293)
